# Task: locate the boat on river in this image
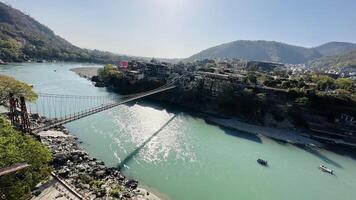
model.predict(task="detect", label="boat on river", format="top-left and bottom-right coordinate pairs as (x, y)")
top-left (257, 159), bottom-right (268, 166)
top-left (319, 165), bottom-right (333, 174)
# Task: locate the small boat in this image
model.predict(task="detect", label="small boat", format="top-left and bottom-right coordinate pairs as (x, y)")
top-left (319, 165), bottom-right (333, 174)
top-left (257, 158), bottom-right (268, 166)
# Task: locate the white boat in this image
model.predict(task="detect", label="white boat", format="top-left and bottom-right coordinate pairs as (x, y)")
top-left (319, 165), bottom-right (333, 174)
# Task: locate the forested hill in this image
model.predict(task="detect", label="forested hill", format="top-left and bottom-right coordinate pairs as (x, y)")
top-left (187, 40), bottom-right (356, 65)
top-left (308, 50), bottom-right (356, 70)
top-left (313, 42), bottom-right (356, 57)
top-left (0, 2), bottom-right (129, 63)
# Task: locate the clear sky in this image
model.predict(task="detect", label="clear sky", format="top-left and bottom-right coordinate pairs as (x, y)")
top-left (4, 0), bottom-right (356, 58)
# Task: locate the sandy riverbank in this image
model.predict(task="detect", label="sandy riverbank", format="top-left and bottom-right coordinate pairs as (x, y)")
top-left (206, 116), bottom-right (323, 147)
top-left (70, 67), bottom-right (100, 79)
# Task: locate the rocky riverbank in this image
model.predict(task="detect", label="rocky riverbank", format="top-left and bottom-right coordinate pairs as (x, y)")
top-left (33, 116), bottom-right (160, 200)
top-left (68, 67), bottom-right (325, 148)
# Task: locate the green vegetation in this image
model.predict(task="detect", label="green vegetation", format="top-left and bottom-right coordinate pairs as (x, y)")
top-left (246, 73), bottom-right (257, 84)
top-left (0, 116), bottom-right (52, 200)
top-left (335, 78), bottom-right (353, 90)
top-left (308, 50), bottom-right (356, 70)
top-left (0, 39), bottom-right (22, 61)
top-left (109, 185), bottom-right (122, 198)
top-left (0, 2), bottom-right (129, 63)
top-left (0, 75), bottom-right (37, 106)
top-left (312, 75), bottom-right (335, 90)
top-left (97, 64), bottom-right (123, 84)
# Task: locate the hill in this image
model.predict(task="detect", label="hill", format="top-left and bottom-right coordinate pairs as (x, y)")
top-left (0, 2), bottom-right (129, 63)
top-left (308, 50), bottom-right (356, 71)
top-left (187, 40), bottom-right (356, 65)
top-left (313, 42), bottom-right (356, 57)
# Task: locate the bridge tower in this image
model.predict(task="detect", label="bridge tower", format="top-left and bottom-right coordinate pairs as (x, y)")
top-left (8, 94), bottom-right (30, 133)
top-left (19, 96), bottom-right (30, 133)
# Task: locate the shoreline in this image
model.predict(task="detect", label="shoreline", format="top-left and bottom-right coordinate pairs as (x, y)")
top-left (70, 67), bottom-right (100, 79)
top-left (32, 115), bottom-right (161, 200)
top-left (205, 116), bottom-right (323, 147)
top-left (68, 66), bottom-right (326, 149)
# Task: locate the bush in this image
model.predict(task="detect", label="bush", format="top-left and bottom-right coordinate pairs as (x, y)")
top-left (335, 78), bottom-right (353, 91)
top-left (312, 75), bottom-right (335, 91)
top-left (89, 179), bottom-right (104, 192)
top-left (0, 116), bottom-right (52, 200)
top-left (109, 185), bottom-right (122, 198)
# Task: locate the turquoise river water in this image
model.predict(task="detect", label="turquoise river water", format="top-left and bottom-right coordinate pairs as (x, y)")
top-left (1, 62), bottom-right (356, 200)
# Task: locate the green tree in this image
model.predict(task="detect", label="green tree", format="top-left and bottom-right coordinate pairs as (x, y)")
top-left (246, 73), bottom-right (257, 84)
top-left (0, 39), bottom-right (22, 62)
top-left (312, 75), bottom-right (335, 91)
top-left (0, 116), bottom-right (52, 200)
top-left (205, 63), bottom-right (216, 68)
top-left (98, 64), bottom-right (122, 84)
top-left (335, 78), bottom-right (353, 91)
top-left (0, 75), bottom-right (37, 107)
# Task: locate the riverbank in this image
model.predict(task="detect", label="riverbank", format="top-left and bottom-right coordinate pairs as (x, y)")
top-left (70, 67), bottom-right (100, 79)
top-left (33, 116), bottom-right (161, 200)
top-left (69, 66), bottom-right (323, 148)
top-left (206, 116), bottom-right (323, 147)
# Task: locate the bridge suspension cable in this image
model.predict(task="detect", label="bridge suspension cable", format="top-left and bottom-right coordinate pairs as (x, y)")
top-left (21, 78), bottom-right (181, 133)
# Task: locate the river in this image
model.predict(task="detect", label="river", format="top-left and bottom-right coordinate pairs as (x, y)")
top-left (1, 62), bottom-right (356, 200)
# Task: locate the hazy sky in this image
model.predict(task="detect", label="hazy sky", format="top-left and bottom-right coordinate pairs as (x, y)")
top-left (4, 0), bottom-right (356, 58)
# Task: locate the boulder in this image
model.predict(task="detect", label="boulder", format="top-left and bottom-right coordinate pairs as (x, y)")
top-left (79, 183), bottom-right (90, 190)
top-left (125, 179), bottom-right (138, 189)
top-left (58, 168), bottom-right (70, 178)
top-left (76, 164), bottom-right (86, 172)
top-left (53, 153), bottom-right (70, 164)
top-left (95, 170), bottom-right (106, 178)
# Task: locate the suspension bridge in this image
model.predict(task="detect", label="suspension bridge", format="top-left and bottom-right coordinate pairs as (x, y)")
top-left (8, 76), bottom-right (181, 133)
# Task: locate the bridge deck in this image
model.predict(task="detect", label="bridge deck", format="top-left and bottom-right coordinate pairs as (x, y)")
top-left (31, 85), bottom-right (176, 133)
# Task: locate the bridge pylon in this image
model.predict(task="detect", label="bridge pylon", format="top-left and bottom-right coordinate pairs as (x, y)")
top-left (8, 94), bottom-right (31, 133)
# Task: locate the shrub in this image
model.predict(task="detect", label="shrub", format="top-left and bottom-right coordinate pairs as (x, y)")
top-left (0, 116), bottom-right (52, 200)
top-left (109, 185), bottom-right (122, 198)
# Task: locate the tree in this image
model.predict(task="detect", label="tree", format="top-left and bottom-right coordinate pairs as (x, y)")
top-left (0, 116), bottom-right (52, 200)
top-left (98, 64), bottom-right (122, 84)
top-left (335, 78), bottom-right (353, 91)
top-left (0, 75), bottom-right (37, 107)
top-left (0, 39), bottom-right (22, 62)
top-left (205, 63), bottom-right (216, 68)
top-left (312, 75), bottom-right (335, 91)
top-left (246, 73), bottom-right (257, 84)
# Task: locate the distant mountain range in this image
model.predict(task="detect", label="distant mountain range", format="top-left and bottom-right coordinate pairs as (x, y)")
top-left (187, 40), bottom-right (356, 67)
top-left (0, 1), bottom-right (355, 70)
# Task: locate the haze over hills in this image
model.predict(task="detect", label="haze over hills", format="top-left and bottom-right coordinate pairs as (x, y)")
top-left (187, 40), bottom-right (356, 65)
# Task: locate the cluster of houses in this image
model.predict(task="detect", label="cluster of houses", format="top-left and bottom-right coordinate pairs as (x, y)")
top-left (116, 60), bottom-right (173, 83)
